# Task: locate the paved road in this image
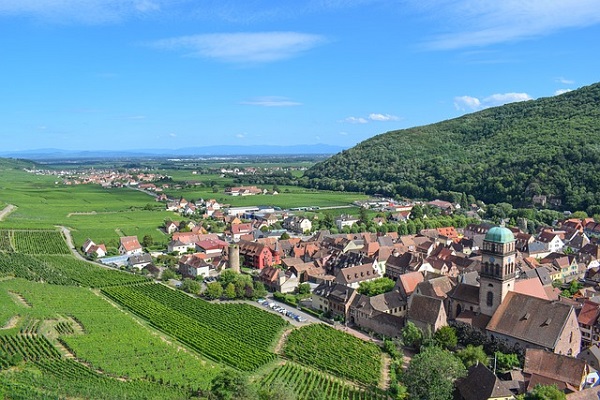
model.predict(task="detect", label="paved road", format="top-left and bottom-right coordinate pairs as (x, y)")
top-left (0, 204), bottom-right (16, 221)
top-left (57, 225), bottom-right (116, 270)
top-left (259, 294), bottom-right (323, 326)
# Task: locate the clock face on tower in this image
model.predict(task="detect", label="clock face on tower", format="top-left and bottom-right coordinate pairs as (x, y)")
top-left (489, 256), bottom-right (495, 263)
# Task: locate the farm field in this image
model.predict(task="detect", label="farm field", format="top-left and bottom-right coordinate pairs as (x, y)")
top-left (0, 160), bottom-right (367, 249)
top-left (0, 278), bottom-right (221, 390)
top-left (0, 229), bottom-right (148, 287)
top-left (260, 362), bottom-right (388, 400)
top-left (0, 158), bottom-right (391, 399)
top-left (284, 324), bottom-right (383, 386)
top-left (103, 284), bottom-right (287, 371)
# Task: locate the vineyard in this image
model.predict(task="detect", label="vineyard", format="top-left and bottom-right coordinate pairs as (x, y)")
top-left (10, 230), bottom-right (71, 254)
top-left (284, 324), bottom-right (382, 386)
top-left (128, 283), bottom-right (287, 350)
top-left (260, 362), bottom-right (389, 400)
top-left (103, 284), bottom-right (284, 371)
top-left (41, 255), bottom-right (149, 288)
top-left (0, 333), bottom-right (194, 400)
top-left (0, 252), bottom-right (76, 285)
top-left (0, 251), bottom-right (148, 288)
top-left (0, 279), bottom-right (221, 389)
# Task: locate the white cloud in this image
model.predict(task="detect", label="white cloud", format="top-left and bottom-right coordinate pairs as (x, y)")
top-left (454, 96), bottom-right (481, 111)
top-left (339, 131), bottom-right (348, 135)
top-left (236, 133), bottom-right (246, 139)
top-left (368, 113), bottom-right (400, 121)
top-left (122, 115), bottom-right (147, 120)
top-left (151, 32), bottom-right (327, 64)
top-left (555, 77), bottom-right (575, 85)
top-left (554, 89), bottom-right (572, 96)
top-left (454, 92), bottom-right (532, 111)
top-left (418, 0), bottom-right (600, 49)
top-left (240, 96), bottom-right (302, 107)
top-left (344, 117), bottom-right (368, 124)
top-left (168, 133), bottom-right (176, 138)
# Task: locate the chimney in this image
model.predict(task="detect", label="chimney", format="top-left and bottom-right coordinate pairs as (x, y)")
top-left (229, 244), bottom-right (240, 273)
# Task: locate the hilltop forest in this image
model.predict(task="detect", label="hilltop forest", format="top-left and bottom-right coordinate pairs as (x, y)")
top-left (304, 82), bottom-right (600, 213)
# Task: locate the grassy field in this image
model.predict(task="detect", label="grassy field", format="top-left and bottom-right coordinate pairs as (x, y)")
top-left (0, 278), bottom-right (221, 389)
top-left (0, 160), bottom-right (367, 248)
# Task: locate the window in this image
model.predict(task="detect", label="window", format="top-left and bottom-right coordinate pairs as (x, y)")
top-left (487, 291), bottom-right (494, 307)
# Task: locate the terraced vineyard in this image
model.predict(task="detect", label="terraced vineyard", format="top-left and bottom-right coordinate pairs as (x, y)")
top-left (130, 283), bottom-right (287, 350)
top-left (1, 279), bottom-right (221, 389)
top-left (0, 252), bottom-right (148, 288)
top-left (284, 324), bottom-right (382, 386)
top-left (0, 333), bottom-right (194, 400)
top-left (40, 255), bottom-right (149, 288)
top-left (11, 230), bottom-right (70, 254)
top-left (0, 252), bottom-right (76, 285)
top-left (261, 363), bottom-right (388, 400)
top-left (103, 284), bottom-right (286, 371)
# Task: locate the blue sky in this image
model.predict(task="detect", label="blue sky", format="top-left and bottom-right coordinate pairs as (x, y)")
top-left (2, 0), bottom-right (600, 151)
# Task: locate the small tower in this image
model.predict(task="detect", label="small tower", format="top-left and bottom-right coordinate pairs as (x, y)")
top-left (228, 244), bottom-right (240, 273)
top-left (479, 226), bottom-right (516, 316)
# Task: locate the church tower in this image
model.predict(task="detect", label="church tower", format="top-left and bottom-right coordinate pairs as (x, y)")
top-left (479, 226), bottom-right (516, 316)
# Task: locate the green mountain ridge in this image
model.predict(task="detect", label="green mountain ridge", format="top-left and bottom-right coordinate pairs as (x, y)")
top-left (305, 82), bottom-right (600, 212)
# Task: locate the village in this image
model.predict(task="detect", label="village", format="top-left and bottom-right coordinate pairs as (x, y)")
top-left (77, 185), bottom-right (600, 399)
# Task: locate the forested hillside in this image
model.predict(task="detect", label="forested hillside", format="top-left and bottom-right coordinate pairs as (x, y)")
top-left (305, 82), bottom-right (600, 212)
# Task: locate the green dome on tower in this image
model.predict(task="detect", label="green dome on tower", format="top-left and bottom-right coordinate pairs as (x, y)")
top-left (484, 226), bottom-right (514, 244)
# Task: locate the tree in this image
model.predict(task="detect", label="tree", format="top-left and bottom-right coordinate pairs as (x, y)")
top-left (142, 234), bottom-right (154, 247)
top-left (280, 232), bottom-right (290, 240)
top-left (524, 384), bottom-right (566, 400)
top-left (209, 370), bottom-right (254, 400)
top-left (205, 282), bottom-right (223, 300)
top-left (253, 281), bottom-right (268, 298)
top-left (401, 321), bottom-right (423, 349)
top-left (410, 205), bottom-right (424, 220)
top-left (357, 277), bottom-right (396, 296)
top-left (223, 282), bottom-right (236, 300)
top-left (359, 206), bottom-right (369, 224)
top-left (456, 344), bottom-right (488, 368)
top-left (161, 268), bottom-right (177, 281)
top-left (181, 278), bottom-right (201, 294)
top-left (433, 326), bottom-right (458, 350)
top-left (404, 346), bottom-right (466, 400)
top-left (494, 351), bottom-right (521, 372)
top-left (297, 283), bottom-right (311, 295)
top-left (219, 269), bottom-right (238, 287)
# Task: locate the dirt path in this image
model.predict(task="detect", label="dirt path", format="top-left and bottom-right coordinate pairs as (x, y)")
top-left (1, 315), bottom-right (20, 330)
top-left (379, 353), bottom-right (391, 390)
top-left (273, 327), bottom-right (294, 354)
top-left (0, 204), bottom-right (16, 221)
top-left (56, 226), bottom-right (114, 271)
top-left (66, 211), bottom-right (97, 217)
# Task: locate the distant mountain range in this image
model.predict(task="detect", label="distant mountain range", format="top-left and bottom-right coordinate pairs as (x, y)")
top-left (0, 144), bottom-right (346, 159)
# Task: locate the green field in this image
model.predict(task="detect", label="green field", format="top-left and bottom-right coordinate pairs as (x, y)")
top-left (260, 362), bottom-right (388, 400)
top-left (0, 158), bottom-right (392, 399)
top-left (0, 160), bottom-right (367, 249)
top-left (0, 279), bottom-right (221, 391)
top-left (284, 324), bottom-right (383, 386)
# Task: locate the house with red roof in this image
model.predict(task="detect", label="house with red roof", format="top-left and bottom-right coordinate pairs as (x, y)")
top-left (119, 236), bottom-right (143, 255)
top-left (238, 240), bottom-right (280, 269)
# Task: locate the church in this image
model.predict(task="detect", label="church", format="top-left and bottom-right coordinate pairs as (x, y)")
top-left (449, 226), bottom-right (581, 356)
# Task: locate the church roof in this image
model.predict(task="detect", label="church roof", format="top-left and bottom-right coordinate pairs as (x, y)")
top-left (485, 226), bottom-right (515, 244)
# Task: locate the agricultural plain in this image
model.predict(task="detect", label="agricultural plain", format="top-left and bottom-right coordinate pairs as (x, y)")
top-left (0, 158), bottom-right (387, 399)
